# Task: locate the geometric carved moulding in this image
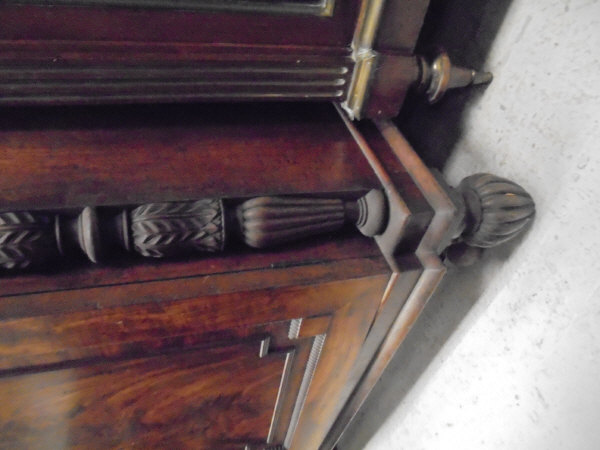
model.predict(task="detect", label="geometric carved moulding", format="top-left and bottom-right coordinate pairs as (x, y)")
top-left (0, 191), bottom-right (388, 272)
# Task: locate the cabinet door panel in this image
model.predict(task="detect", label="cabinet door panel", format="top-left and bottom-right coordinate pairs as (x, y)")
top-left (0, 272), bottom-right (390, 448)
top-left (0, 342), bottom-right (288, 449)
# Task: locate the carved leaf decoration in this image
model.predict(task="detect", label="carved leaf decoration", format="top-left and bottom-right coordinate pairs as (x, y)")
top-left (0, 212), bottom-right (53, 269)
top-left (130, 200), bottom-right (225, 258)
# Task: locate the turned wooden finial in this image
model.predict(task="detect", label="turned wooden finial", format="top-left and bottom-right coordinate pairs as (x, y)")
top-left (446, 173), bottom-right (535, 266)
top-left (458, 173), bottom-right (535, 248)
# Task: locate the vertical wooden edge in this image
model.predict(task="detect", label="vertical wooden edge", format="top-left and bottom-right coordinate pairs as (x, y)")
top-left (289, 274), bottom-right (388, 449)
top-left (267, 349), bottom-right (296, 444)
top-left (284, 334), bottom-right (328, 448)
top-left (362, 54), bottom-right (420, 119)
top-left (273, 314), bottom-right (333, 445)
top-left (322, 120), bottom-right (463, 448)
top-left (374, 119), bottom-right (462, 256)
top-left (323, 263), bottom-right (444, 449)
top-left (335, 104), bottom-right (413, 272)
top-left (374, 0), bottom-right (431, 53)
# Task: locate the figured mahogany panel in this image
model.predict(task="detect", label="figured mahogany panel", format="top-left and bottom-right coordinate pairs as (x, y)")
top-left (0, 342), bottom-right (288, 449)
top-left (0, 103), bottom-right (378, 212)
top-left (0, 263), bottom-right (390, 448)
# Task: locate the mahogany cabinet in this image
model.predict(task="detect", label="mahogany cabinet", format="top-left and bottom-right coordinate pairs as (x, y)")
top-left (0, 103), bottom-right (401, 449)
top-left (0, 1), bottom-right (535, 449)
top-left (0, 102), bottom-right (535, 449)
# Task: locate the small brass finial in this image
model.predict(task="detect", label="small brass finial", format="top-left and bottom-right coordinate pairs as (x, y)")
top-left (417, 51), bottom-right (493, 104)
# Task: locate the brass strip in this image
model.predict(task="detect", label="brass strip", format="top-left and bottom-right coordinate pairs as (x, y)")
top-left (342, 0), bottom-right (387, 119)
top-left (342, 51), bottom-right (378, 120)
top-left (353, 0), bottom-right (387, 50)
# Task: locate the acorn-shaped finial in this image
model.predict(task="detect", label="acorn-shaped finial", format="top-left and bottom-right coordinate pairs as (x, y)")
top-left (458, 173), bottom-right (535, 248)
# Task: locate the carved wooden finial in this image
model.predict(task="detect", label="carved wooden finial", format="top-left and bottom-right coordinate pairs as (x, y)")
top-left (458, 173), bottom-right (535, 248)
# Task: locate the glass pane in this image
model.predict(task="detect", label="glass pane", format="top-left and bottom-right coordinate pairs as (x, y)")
top-left (7, 0), bottom-right (335, 15)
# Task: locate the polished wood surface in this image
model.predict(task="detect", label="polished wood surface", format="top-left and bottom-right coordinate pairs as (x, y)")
top-left (0, 3), bottom-right (360, 45)
top-left (0, 0), bottom-right (361, 106)
top-left (0, 103), bottom-right (377, 211)
top-left (1, 342), bottom-right (287, 449)
top-left (0, 102), bottom-right (400, 449)
top-left (0, 99), bottom-right (462, 448)
top-left (0, 269), bottom-right (390, 448)
top-left (0, 0), bottom-right (429, 116)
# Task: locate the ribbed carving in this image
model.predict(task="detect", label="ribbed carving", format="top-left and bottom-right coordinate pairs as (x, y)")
top-left (288, 318), bottom-right (303, 340)
top-left (0, 212), bottom-right (54, 269)
top-left (0, 192), bottom-right (383, 271)
top-left (0, 61), bottom-right (350, 106)
top-left (130, 200), bottom-right (225, 258)
top-left (459, 173), bottom-right (535, 248)
top-left (237, 197), bottom-right (346, 249)
top-left (284, 334), bottom-right (326, 449)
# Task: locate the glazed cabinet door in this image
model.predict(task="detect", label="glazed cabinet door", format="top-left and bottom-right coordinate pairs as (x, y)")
top-left (0, 266), bottom-right (390, 449)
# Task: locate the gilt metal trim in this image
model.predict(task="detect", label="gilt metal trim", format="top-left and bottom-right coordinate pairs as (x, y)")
top-left (342, 0), bottom-right (386, 119)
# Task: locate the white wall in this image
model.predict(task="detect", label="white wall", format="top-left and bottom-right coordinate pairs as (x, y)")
top-left (339, 0), bottom-right (600, 449)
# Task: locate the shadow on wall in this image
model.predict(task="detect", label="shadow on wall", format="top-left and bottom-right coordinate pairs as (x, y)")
top-left (395, 0), bottom-right (515, 170)
top-left (337, 0), bottom-right (516, 448)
